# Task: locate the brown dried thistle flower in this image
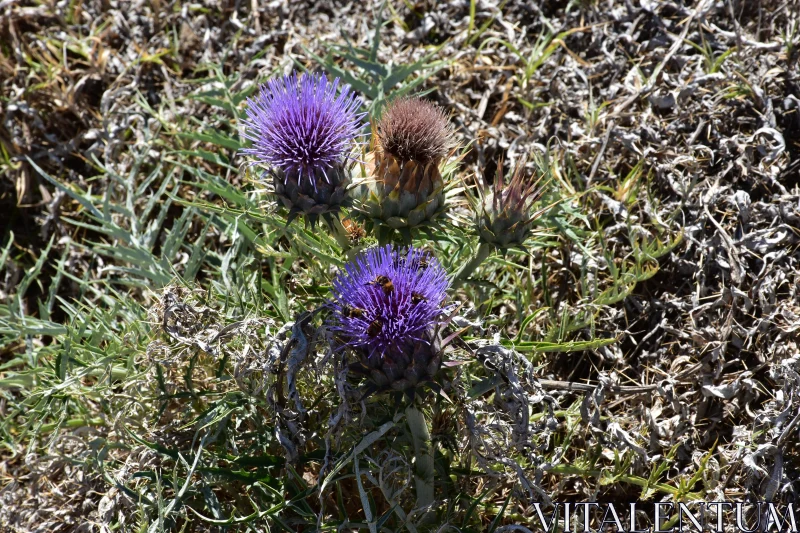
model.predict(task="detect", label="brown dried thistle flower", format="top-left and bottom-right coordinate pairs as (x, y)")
top-left (342, 217), bottom-right (366, 245)
top-left (355, 97), bottom-right (456, 239)
top-left (377, 97), bottom-right (452, 164)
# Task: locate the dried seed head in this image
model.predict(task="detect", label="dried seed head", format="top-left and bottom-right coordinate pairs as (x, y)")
top-left (377, 98), bottom-right (452, 164)
top-left (342, 217), bottom-right (366, 245)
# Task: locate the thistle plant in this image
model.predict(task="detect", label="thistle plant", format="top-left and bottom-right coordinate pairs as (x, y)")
top-left (456, 156), bottom-right (548, 281)
top-left (328, 244), bottom-right (453, 512)
top-left (241, 71), bottom-right (366, 227)
top-left (355, 97), bottom-right (455, 242)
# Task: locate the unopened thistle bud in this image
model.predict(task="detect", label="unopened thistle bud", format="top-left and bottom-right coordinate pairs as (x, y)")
top-left (241, 72), bottom-right (367, 226)
top-left (356, 97), bottom-right (454, 239)
top-left (475, 156), bottom-right (546, 250)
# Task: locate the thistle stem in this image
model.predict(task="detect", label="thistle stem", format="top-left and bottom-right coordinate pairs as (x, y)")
top-left (329, 217), bottom-right (351, 251)
top-left (376, 225), bottom-right (394, 248)
top-left (405, 405), bottom-right (435, 515)
top-left (453, 242), bottom-right (494, 282)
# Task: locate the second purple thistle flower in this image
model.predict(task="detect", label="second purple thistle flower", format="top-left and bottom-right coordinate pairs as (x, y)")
top-left (241, 71), bottom-right (367, 226)
top-left (329, 245), bottom-right (451, 395)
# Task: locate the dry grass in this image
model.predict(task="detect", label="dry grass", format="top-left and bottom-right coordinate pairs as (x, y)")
top-left (2, 0), bottom-right (800, 530)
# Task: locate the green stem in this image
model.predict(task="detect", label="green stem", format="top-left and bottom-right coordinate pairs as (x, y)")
top-left (329, 217), bottom-right (351, 251)
top-left (453, 242), bottom-right (494, 282)
top-left (376, 225), bottom-right (394, 248)
top-left (40, 417), bottom-right (105, 435)
top-left (405, 405), bottom-right (434, 513)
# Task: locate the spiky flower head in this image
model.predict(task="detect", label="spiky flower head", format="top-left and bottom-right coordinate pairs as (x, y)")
top-left (355, 98), bottom-right (455, 240)
top-left (329, 245), bottom-right (451, 394)
top-left (342, 217), bottom-right (367, 246)
top-left (242, 71), bottom-right (365, 180)
top-left (377, 97), bottom-right (452, 164)
top-left (475, 156), bottom-right (547, 250)
top-left (241, 72), bottom-right (366, 225)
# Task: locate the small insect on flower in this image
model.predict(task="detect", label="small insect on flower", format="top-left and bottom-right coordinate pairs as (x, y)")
top-left (411, 292), bottom-right (426, 304)
top-left (367, 319), bottom-right (383, 337)
top-left (342, 304), bottom-right (365, 319)
top-left (367, 275), bottom-right (394, 295)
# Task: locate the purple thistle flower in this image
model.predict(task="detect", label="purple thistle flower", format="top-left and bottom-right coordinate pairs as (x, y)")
top-left (329, 245), bottom-right (450, 361)
top-left (241, 71), bottom-right (366, 184)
